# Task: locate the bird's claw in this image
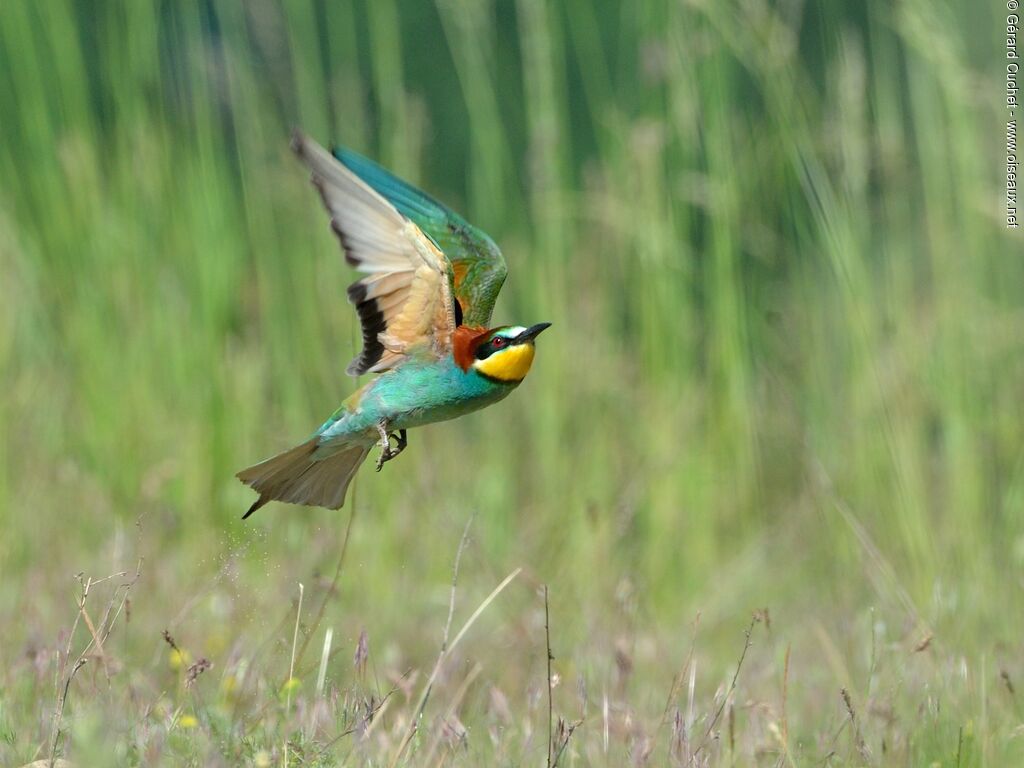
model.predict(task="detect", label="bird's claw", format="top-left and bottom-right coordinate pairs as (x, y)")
top-left (375, 423), bottom-right (408, 471)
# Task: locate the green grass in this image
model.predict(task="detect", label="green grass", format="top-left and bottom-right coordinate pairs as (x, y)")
top-left (1, 0), bottom-right (1021, 765)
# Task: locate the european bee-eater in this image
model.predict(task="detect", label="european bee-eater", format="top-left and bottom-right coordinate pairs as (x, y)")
top-left (237, 132), bottom-right (551, 517)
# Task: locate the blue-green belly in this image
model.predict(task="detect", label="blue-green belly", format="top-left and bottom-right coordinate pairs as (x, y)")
top-left (316, 355), bottom-right (516, 442)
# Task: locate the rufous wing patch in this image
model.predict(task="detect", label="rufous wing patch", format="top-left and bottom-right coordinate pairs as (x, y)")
top-left (452, 261), bottom-right (470, 289)
top-left (292, 132), bottom-right (457, 376)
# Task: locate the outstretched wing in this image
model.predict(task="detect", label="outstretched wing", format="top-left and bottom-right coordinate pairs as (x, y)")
top-left (293, 132), bottom-right (458, 376)
top-left (332, 146), bottom-right (507, 328)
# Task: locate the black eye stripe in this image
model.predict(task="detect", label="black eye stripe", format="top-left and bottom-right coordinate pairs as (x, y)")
top-left (474, 335), bottom-right (509, 360)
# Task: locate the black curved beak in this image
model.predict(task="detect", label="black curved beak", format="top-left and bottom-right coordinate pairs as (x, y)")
top-left (515, 322), bottom-right (552, 344)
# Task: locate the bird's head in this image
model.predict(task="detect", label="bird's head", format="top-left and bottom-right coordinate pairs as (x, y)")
top-left (456, 323), bottom-right (552, 383)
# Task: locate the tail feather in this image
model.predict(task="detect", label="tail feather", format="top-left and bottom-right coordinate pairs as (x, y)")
top-left (237, 438), bottom-right (370, 518)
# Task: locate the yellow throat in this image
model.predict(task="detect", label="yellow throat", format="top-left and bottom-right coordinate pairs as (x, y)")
top-left (473, 343), bottom-right (536, 382)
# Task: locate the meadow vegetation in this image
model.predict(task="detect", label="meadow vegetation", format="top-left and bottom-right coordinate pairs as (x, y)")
top-left (0, 0), bottom-right (1021, 765)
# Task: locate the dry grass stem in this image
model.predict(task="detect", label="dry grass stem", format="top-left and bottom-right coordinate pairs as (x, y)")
top-left (544, 584), bottom-right (554, 768)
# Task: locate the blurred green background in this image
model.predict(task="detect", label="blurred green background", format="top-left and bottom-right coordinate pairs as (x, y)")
top-left (1, 0), bottom-right (1021, 765)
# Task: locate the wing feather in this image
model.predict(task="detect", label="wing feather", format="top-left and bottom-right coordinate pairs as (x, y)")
top-left (331, 146), bottom-right (507, 327)
top-left (293, 131), bottom-right (457, 376)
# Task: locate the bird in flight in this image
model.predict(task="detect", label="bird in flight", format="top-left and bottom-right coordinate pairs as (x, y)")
top-left (237, 132), bottom-right (551, 518)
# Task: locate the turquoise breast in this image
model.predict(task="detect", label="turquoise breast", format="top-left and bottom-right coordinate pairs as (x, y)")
top-left (318, 355), bottom-right (516, 441)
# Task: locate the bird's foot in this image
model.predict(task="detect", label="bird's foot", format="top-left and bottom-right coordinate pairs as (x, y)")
top-left (393, 428), bottom-right (407, 453)
top-left (375, 422), bottom-right (408, 471)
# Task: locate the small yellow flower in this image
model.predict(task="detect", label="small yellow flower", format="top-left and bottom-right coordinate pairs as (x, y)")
top-left (220, 674), bottom-right (237, 695)
top-left (280, 677), bottom-right (301, 696)
top-left (253, 750), bottom-right (272, 767)
top-left (169, 648), bottom-right (191, 670)
top-left (178, 714), bottom-right (198, 729)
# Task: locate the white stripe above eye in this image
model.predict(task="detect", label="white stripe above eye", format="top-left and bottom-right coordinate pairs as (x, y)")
top-left (496, 326), bottom-right (527, 338)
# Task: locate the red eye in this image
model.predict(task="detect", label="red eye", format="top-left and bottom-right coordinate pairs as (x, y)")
top-left (492, 336), bottom-right (505, 348)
